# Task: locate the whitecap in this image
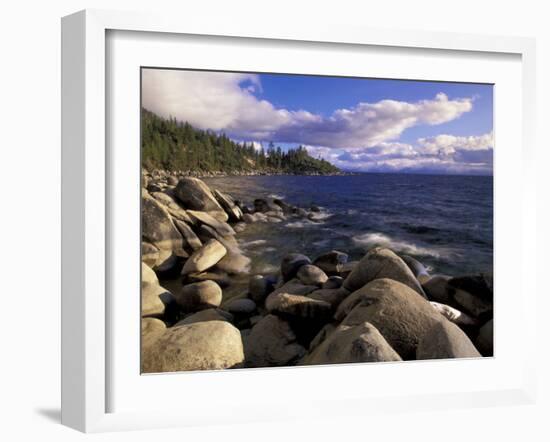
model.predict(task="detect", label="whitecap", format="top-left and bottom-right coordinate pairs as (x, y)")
top-left (241, 239), bottom-right (268, 248)
top-left (352, 232), bottom-right (448, 259)
top-left (268, 193), bottom-right (285, 200)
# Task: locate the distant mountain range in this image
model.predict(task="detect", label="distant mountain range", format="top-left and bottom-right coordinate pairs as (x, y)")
top-left (141, 108), bottom-right (341, 175)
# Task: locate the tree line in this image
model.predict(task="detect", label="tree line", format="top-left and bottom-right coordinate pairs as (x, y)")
top-left (141, 108), bottom-right (340, 175)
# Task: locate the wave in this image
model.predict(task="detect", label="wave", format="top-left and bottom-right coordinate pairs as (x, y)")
top-left (352, 232), bottom-right (449, 259)
top-left (240, 239), bottom-right (268, 248)
top-left (269, 193), bottom-right (285, 200)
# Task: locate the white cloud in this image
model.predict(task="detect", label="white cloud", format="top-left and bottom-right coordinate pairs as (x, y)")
top-left (418, 132), bottom-right (494, 155)
top-left (142, 69), bottom-right (474, 149)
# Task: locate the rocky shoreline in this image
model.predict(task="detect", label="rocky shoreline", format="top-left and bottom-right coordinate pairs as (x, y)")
top-left (141, 171), bottom-right (494, 373)
top-left (143, 168), bottom-right (354, 181)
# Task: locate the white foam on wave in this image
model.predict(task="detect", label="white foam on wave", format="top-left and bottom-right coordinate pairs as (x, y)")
top-left (240, 239), bottom-right (268, 248)
top-left (352, 232), bottom-right (447, 259)
top-left (269, 193), bottom-right (285, 200)
top-left (286, 221), bottom-right (311, 229)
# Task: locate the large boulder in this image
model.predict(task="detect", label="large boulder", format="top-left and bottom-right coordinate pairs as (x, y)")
top-left (313, 250), bottom-right (349, 275)
top-left (174, 177), bottom-right (228, 222)
top-left (243, 315), bottom-right (306, 367)
top-left (141, 263), bottom-right (174, 317)
top-left (343, 247), bottom-right (426, 297)
top-left (187, 210), bottom-right (235, 237)
top-left (297, 264), bottom-right (328, 286)
top-left (302, 322), bottom-right (402, 365)
top-left (281, 253), bottom-right (311, 281)
top-left (213, 189), bottom-right (243, 221)
top-left (175, 308), bottom-right (234, 326)
top-left (141, 321), bottom-right (244, 373)
top-left (266, 292), bottom-right (332, 321)
top-left (141, 317), bottom-right (166, 351)
top-left (336, 278), bottom-right (441, 359)
top-left (476, 319), bottom-right (494, 356)
top-left (417, 320), bottom-right (481, 360)
top-left (175, 280), bottom-right (223, 312)
top-left (181, 239), bottom-right (227, 275)
top-left (141, 193), bottom-right (186, 267)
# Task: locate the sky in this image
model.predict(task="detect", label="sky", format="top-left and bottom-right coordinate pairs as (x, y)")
top-left (141, 68), bottom-right (494, 175)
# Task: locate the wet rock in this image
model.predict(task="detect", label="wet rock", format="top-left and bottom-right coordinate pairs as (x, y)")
top-left (297, 264), bottom-right (329, 286)
top-left (281, 253), bottom-right (311, 281)
top-left (430, 301), bottom-right (478, 326)
top-left (343, 247), bottom-right (426, 298)
top-left (322, 276), bottom-right (344, 289)
top-left (313, 250), bottom-right (349, 275)
top-left (476, 319), bottom-right (493, 356)
top-left (302, 322), bottom-right (402, 365)
top-left (225, 298), bottom-right (257, 315)
top-left (233, 222), bottom-right (247, 233)
top-left (401, 254), bottom-right (431, 284)
top-left (336, 278), bottom-right (441, 359)
top-left (417, 320), bottom-right (481, 360)
top-left (142, 321), bottom-right (244, 373)
top-left (181, 239), bottom-right (227, 275)
top-left (175, 280), bottom-right (223, 312)
top-left (244, 315), bottom-right (306, 367)
top-left (249, 275), bottom-right (275, 304)
top-left (213, 189), bottom-right (243, 221)
top-left (215, 251), bottom-right (251, 275)
top-left (422, 275), bottom-right (452, 303)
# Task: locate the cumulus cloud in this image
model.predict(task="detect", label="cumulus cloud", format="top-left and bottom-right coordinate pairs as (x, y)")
top-left (142, 69), bottom-right (473, 149)
top-left (305, 132), bottom-right (493, 175)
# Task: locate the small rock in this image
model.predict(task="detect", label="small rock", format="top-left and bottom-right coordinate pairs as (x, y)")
top-left (281, 253), bottom-right (311, 281)
top-left (422, 275), bottom-right (452, 303)
top-left (249, 275), bottom-right (274, 304)
top-left (185, 270), bottom-right (231, 287)
top-left (173, 177), bottom-right (228, 222)
top-left (308, 287), bottom-right (350, 309)
top-left (313, 250), bottom-right (349, 275)
top-left (297, 264), bottom-right (329, 286)
top-left (226, 298), bottom-right (257, 315)
top-left (322, 276), bottom-right (344, 289)
top-left (175, 280), bottom-right (223, 312)
top-left (213, 189), bottom-right (242, 221)
top-left (173, 219), bottom-right (203, 251)
top-left (187, 210), bottom-right (236, 237)
top-left (215, 251), bottom-right (251, 275)
top-left (141, 263), bottom-right (174, 317)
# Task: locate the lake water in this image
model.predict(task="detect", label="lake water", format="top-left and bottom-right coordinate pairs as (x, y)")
top-left (204, 174), bottom-right (493, 278)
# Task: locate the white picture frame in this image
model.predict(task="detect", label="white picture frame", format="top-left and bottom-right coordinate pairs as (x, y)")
top-left (61, 9), bottom-right (537, 433)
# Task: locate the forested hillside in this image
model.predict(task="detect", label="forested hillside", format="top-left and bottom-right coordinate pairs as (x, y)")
top-left (141, 108), bottom-right (340, 175)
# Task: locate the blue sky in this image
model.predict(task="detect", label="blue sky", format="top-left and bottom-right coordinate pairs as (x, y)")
top-left (142, 68), bottom-right (494, 175)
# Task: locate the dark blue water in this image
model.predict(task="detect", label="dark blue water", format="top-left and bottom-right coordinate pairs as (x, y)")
top-left (204, 174), bottom-right (493, 277)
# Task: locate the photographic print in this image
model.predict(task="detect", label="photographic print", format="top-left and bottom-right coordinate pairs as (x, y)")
top-left (140, 68), bottom-right (493, 373)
